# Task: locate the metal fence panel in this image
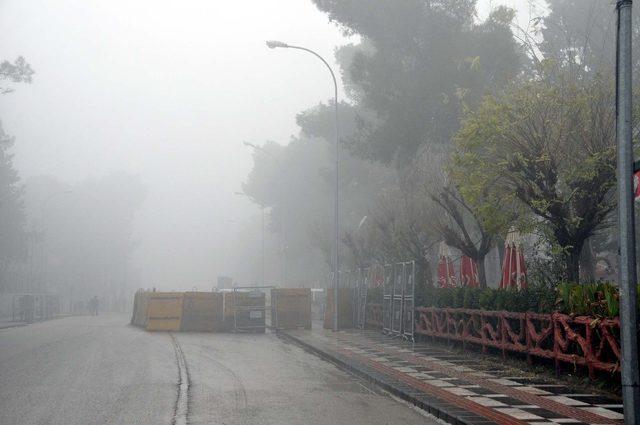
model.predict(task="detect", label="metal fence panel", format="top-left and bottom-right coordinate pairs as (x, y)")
top-left (356, 268), bottom-right (368, 329)
top-left (389, 263), bottom-right (404, 334)
top-left (382, 264), bottom-right (393, 332)
top-left (403, 261), bottom-right (414, 299)
top-left (383, 265), bottom-right (393, 297)
top-left (391, 297), bottom-right (403, 333)
top-left (402, 261), bottom-right (415, 340)
top-left (393, 263), bottom-right (404, 298)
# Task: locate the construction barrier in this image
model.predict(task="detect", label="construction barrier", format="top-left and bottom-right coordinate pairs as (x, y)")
top-left (223, 290), bottom-right (266, 333)
top-left (146, 292), bottom-right (184, 331)
top-left (131, 290), bottom-right (270, 333)
top-left (180, 292), bottom-right (224, 332)
top-left (324, 288), bottom-right (354, 329)
top-left (271, 288), bottom-right (311, 330)
top-left (131, 291), bottom-right (150, 327)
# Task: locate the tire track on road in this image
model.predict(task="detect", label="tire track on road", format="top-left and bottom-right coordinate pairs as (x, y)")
top-left (169, 333), bottom-right (190, 425)
top-left (196, 343), bottom-right (248, 412)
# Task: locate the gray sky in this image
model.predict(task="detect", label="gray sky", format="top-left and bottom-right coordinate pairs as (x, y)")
top-left (0, 0), bottom-right (547, 289)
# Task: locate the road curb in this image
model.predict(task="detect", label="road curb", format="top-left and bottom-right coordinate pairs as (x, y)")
top-left (277, 331), bottom-right (476, 425)
top-left (0, 322), bottom-right (27, 330)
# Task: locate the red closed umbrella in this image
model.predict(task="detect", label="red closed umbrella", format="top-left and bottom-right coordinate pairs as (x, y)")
top-left (460, 256), bottom-right (479, 288)
top-left (499, 230), bottom-right (527, 290)
top-left (437, 242), bottom-right (457, 288)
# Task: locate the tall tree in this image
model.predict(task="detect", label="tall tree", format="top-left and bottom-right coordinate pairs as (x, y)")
top-left (430, 186), bottom-right (497, 288)
top-left (313, 0), bottom-right (521, 165)
top-left (242, 102), bottom-right (393, 283)
top-left (452, 74), bottom-right (618, 283)
top-left (26, 173), bottom-right (147, 305)
top-left (0, 56), bottom-right (34, 95)
top-left (0, 56), bottom-right (33, 291)
top-left (0, 123), bottom-right (26, 282)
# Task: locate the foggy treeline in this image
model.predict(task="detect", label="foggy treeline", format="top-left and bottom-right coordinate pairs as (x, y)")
top-left (1, 57), bottom-right (146, 310)
top-left (240, 0), bottom-right (639, 289)
top-left (1, 0), bottom-right (639, 314)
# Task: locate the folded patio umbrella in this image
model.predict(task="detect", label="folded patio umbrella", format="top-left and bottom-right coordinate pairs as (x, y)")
top-left (499, 229), bottom-right (527, 290)
top-left (460, 255), bottom-right (479, 288)
top-left (437, 242), bottom-right (457, 288)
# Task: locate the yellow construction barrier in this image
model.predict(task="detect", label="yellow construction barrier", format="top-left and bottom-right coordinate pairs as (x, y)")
top-left (131, 290), bottom-right (272, 333)
top-left (131, 291), bottom-right (150, 327)
top-left (271, 288), bottom-right (311, 330)
top-left (146, 292), bottom-right (184, 331)
top-left (181, 292), bottom-right (224, 332)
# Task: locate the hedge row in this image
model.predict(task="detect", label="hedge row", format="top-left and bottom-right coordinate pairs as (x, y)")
top-left (368, 282), bottom-right (636, 318)
top-left (416, 285), bottom-right (556, 314)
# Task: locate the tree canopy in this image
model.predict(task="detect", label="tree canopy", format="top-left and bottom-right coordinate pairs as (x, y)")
top-left (452, 74), bottom-right (617, 283)
top-left (313, 0), bottom-right (521, 165)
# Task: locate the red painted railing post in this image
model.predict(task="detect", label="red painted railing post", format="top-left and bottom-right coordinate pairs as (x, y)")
top-left (553, 312), bottom-right (561, 378)
top-left (481, 313), bottom-right (487, 354)
top-left (525, 312), bottom-right (532, 366)
top-left (411, 306), bottom-right (620, 378)
top-left (500, 312), bottom-right (506, 360)
top-left (585, 320), bottom-right (595, 380)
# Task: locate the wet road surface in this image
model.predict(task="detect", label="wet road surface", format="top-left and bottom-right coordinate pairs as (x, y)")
top-left (0, 314), bottom-right (438, 424)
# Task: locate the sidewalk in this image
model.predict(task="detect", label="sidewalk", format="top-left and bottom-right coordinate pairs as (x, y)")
top-left (280, 328), bottom-right (624, 425)
top-left (0, 320), bottom-right (27, 330)
top-left (0, 314), bottom-right (72, 330)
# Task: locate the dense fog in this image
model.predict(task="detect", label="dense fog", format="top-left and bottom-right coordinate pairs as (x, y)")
top-left (1, 0), bottom-right (587, 312)
top-left (0, 0), bottom-right (359, 299)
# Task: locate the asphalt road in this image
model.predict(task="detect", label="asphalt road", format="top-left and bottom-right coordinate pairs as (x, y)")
top-left (0, 314), bottom-right (438, 424)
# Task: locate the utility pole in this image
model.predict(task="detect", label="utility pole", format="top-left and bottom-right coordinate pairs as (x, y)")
top-left (615, 1), bottom-right (640, 422)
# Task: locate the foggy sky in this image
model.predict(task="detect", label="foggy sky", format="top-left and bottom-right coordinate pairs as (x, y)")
top-left (0, 0), bottom-right (544, 289)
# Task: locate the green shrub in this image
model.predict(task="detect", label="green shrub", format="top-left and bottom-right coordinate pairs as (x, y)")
top-left (463, 288), bottom-right (481, 309)
top-left (478, 288), bottom-right (497, 310)
top-left (436, 288), bottom-right (454, 308)
top-left (603, 285), bottom-right (619, 317)
top-left (452, 287), bottom-right (465, 308)
top-left (415, 283), bottom-right (435, 307)
top-left (554, 281), bottom-right (621, 317)
top-left (411, 282), bottom-right (631, 318)
top-left (495, 289), bottom-right (507, 311)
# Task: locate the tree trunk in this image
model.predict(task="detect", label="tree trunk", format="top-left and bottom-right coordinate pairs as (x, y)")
top-left (579, 239), bottom-right (595, 282)
top-left (566, 248), bottom-right (581, 283)
top-left (417, 258), bottom-right (433, 287)
top-left (477, 256), bottom-right (487, 288)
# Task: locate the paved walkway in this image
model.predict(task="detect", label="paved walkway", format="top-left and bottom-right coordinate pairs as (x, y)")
top-left (281, 328), bottom-right (624, 425)
top-left (0, 320), bottom-right (26, 329)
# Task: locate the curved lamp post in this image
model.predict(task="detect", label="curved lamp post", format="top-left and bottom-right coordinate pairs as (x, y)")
top-left (266, 40), bottom-right (340, 331)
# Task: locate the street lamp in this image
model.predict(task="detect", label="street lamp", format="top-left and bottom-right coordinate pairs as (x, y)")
top-left (235, 191), bottom-right (266, 286)
top-left (266, 40), bottom-right (341, 331)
